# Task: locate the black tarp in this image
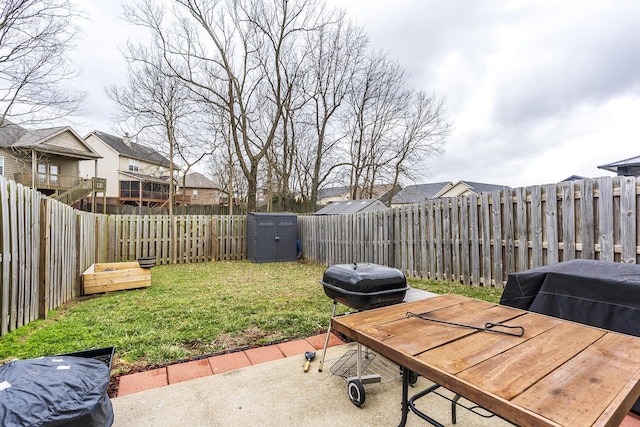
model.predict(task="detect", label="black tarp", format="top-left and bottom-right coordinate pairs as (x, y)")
top-left (500, 259), bottom-right (640, 413)
top-left (0, 355), bottom-right (113, 426)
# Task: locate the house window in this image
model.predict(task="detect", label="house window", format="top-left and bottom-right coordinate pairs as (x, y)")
top-left (37, 163), bottom-right (47, 183)
top-left (0, 156), bottom-right (4, 176)
top-left (128, 159), bottom-right (139, 172)
top-left (49, 165), bottom-right (58, 184)
top-left (192, 189), bottom-right (198, 200)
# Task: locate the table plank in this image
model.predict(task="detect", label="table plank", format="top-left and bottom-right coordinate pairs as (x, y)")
top-left (420, 313), bottom-right (562, 374)
top-left (457, 321), bottom-right (605, 400)
top-left (359, 298), bottom-right (507, 341)
top-left (331, 293), bottom-right (467, 334)
top-left (513, 332), bottom-right (640, 426)
top-left (377, 303), bottom-right (524, 356)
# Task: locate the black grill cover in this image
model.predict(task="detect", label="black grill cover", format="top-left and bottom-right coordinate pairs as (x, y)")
top-left (500, 259), bottom-right (640, 413)
top-left (0, 356), bottom-right (113, 426)
top-left (322, 263), bottom-right (409, 310)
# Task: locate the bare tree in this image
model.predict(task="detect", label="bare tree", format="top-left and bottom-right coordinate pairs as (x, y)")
top-left (385, 91), bottom-right (450, 204)
top-left (344, 51), bottom-right (406, 200)
top-left (125, 0), bottom-right (326, 211)
top-left (342, 50), bottom-right (450, 202)
top-left (107, 41), bottom-right (202, 219)
top-left (0, 0), bottom-right (85, 126)
top-left (120, 0), bottom-right (450, 212)
top-left (302, 12), bottom-right (366, 208)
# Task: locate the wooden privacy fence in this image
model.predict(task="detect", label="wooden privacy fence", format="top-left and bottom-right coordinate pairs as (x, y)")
top-left (0, 175), bottom-right (247, 336)
top-left (2, 175), bottom-right (639, 336)
top-left (299, 176), bottom-right (640, 286)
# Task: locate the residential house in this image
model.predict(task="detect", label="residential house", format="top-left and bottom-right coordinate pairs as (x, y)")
top-left (0, 121), bottom-right (103, 203)
top-left (391, 182), bottom-right (451, 206)
top-left (176, 172), bottom-right (224, 205)
top-left (316, 184), bottom-right (399, 206)
top-left (561, 175), bottom-right (588, 182)
top-left (432, 180), bottom-right (510, 198)
top-left (314, 199), bottom-right (387, 215)
top-left (391, 180), bottom-right (509, 206)
top-left (317, 186), bottom-right (350, 205)
top-left (79, 131), bottom-right (172, 207)
top-left (598, 155), bottom-right (640, 176)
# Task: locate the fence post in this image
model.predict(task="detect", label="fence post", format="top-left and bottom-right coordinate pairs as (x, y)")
top-left (74, 214), bottom-right (82, 297)
top-left (39, 198), bottom-right (50, 319)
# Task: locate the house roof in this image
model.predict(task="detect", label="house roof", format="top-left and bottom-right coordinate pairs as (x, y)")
top-left (0, 122), bottom-right (101, 159)
top-left (317, 186), bottom-right (349, 199)
top-left (391, 182), bottom-right (451, 204)
top-left (562, 175), bottom-right (588, 182)
top-left (317, 184), bottom-right (398, 202)
top-left (392, 180), bottom-right (510, 203)
top-left (453, 180), bottom-right (509, 194)
top-left (182, 172), bottom-right (220, 189)
top-left (598, 155), bottom-right (640, 173)
top-left (120, 170), bottom-right (172, 184)
top-left (314, 199), bottom-right (387, 215)
top-left (89, 131), bottom-right (170, 167)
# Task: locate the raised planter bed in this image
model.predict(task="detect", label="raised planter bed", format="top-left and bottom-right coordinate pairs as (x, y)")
top-left (82, 262), bottom-right (151, 295)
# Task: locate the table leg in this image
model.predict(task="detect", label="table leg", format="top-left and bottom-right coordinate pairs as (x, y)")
top-left (398, 366), bottom-right (410, 427)
top-left (408, 384), bottom-right (445, 427)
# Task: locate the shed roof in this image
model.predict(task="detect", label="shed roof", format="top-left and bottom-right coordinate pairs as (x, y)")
top-left (598, 155), bottom-right (640, 173)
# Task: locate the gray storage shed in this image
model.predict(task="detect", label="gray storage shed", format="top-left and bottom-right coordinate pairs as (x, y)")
top-left (246, 213), bottom-right (298, 263)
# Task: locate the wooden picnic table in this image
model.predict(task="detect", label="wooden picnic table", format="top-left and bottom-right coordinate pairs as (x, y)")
top-left (331, 293), bottom-right (640, 427)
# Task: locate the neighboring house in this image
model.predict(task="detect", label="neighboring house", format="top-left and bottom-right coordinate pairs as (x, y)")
top-left (177, 172), bottom-right (224, 205)
top-left (598, 155), bottom-right (640, 176)
top-left (561, 175), bottom-right (588, 182)
top-left (317, 186), bottom-right (350, 205)
top-left (316, 184), bottom-right (399, 206)
top-left (391, 180), bottom-right (509, 205)
top-left (79, 131), bottom-right (172, 207)
top-left (391, 182), bottom-right (451, 206)
top-left (0, 121), bottom-right (102, 199)
top-left (314, 199), bottom-right (387, 215)
top-left (432, 180), bottom-right (510, 198)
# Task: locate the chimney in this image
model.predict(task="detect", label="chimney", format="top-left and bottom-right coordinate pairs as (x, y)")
top-left (123, 132), bottom-right (131, 147)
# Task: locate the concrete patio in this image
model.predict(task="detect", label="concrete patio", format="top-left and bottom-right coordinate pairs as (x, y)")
top-left (111, 340), bottom-right (512, 426)
top-left (110, 337), bottom-right (640, 426)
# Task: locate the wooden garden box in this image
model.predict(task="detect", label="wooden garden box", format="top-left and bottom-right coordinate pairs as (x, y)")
top-left (82, 262), bottom-right (151, 295)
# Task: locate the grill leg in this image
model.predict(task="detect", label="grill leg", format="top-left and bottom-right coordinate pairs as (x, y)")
top-left (318, 300), bottom-right (337, 372)
top-left (357, 342), bottom-right (362, 378)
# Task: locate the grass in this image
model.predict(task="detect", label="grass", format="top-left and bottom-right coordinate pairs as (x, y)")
top-left (0, 260), bottom-right (503, 374)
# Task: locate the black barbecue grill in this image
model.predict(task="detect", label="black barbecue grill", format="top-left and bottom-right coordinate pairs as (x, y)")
top-left (318, 262), bottom-right (412, 407)
top-left (321, 262), bottom-right (409, 310)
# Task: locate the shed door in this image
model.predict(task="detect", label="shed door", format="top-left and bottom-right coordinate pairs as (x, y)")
top-left (275, 216), bottom-right (297, 261)
top-left (256, 216), bottom-right (278, 262)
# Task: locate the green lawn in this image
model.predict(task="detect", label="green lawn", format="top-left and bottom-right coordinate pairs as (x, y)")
top-left (0, 261), bottom-right (503, 374)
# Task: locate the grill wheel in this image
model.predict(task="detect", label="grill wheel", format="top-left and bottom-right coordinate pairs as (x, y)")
top-left (348, 379), bottom-right (366, 407)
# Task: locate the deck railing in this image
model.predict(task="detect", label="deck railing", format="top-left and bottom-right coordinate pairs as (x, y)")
top-left (13, 172), bottom-right (83, 191)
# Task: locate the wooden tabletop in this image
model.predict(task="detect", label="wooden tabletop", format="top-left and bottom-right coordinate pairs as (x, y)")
top-left (331, 293), bottom-right (640, 427)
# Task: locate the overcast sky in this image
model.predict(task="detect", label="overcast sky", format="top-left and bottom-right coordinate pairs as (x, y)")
top-left (71, 0), bottom-right (640, 188)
